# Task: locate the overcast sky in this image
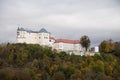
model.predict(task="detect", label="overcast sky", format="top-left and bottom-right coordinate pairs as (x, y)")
top-left (0, 0), bottom-right (120, 46)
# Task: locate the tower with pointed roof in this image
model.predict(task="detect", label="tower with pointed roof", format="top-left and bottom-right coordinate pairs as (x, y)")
top-left (16, 27), bottom-right (85, 55)
top-left (16, 27), bottom-right (54, 46)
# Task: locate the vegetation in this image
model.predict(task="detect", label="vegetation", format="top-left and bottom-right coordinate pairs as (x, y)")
top-left (0, 43), bottom-right (120, 80)
top-left (80, 35), bottom-right (91, 52)
top-left (99, 39), bottom-right (120, 58)
top-left (99, 39), bottom-right (114, 53)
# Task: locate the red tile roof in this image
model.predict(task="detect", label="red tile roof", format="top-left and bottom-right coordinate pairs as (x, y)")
top-left (55, 39), bottom-right (80, 44)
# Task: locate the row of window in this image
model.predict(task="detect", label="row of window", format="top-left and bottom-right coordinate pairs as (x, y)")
top-left (39, 37), bottom-right (48, 39)
top-left (17, 33), bottom-right (50, 41)
top-left (18, 32), bottom-right (49, 39)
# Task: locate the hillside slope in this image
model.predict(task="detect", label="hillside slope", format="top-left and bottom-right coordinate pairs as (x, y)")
top-left (0, 43), bottom-right (120, 80)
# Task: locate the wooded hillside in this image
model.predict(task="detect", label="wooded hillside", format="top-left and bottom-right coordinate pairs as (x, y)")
top-left (0, 43), bottom-right (120, 80)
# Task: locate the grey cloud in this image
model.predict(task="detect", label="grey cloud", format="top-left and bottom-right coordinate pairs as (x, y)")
top-left (0, 0), bottom-right (120, 46)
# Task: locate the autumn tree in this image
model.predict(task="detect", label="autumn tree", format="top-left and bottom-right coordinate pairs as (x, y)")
top-left (80, 35), bottom-right (91, 52)
top-left (0, 43), bottom-right (120, 80)
top-left (108, 39), bottom-right (114, 52)
top-left (52, 71), bottom-right (65, 80)
top-left (99, 40), bottom-right (111, 53)
top-left (114, 42), bottom-right (120, 58)
top-left (70, 71), bottom-right (82, 80)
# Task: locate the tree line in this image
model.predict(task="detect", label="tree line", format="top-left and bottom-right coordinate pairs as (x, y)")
top-left (99, 39), bottom-right (120, 58)
top-left (0, 43), bottom-right (120, 80)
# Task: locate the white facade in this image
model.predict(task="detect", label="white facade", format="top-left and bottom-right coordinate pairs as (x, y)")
top-left (16, 27), bottom-right (82, 55)
top-left (53, 39), bottom-right (82, 55)
top-left (54, 42), bottom-right (81, 51)
top-left (94, 46), bottom-right (99, 53)
top-left (17, 27), bottom-right (52, 46)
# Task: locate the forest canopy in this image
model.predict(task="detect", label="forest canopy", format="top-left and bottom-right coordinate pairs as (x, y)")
top-left (0, 43), bottom-right (120, 80)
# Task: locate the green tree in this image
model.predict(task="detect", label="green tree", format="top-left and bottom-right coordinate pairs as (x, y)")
top-left (99, 40), bottom-right (111, 53)
top-left (114, 42), bottom-right (120, 58)
top-left (70, 71), bottom-right (82, 80)
top-left (108, 39), bottom-right (114, 52)
top-left (0, 43), bottom-right (120, 80)
top-left (0, 68), bottom-right (15, 80)
top-left (92, 60), bottom-right (104, 73)
top-left (14, 70), bottom-right (31, 80)
top-left (52, 71), bottom-right (65, 80)
top-left (80, 35), bottom-right (91, 52)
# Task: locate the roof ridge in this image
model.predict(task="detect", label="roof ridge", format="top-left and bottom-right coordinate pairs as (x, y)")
top-left (18, 27), bottom-right (49, 33)
top-left (55, 38), bottom-right (80, 44)
top-left (39, 28), bottom-right (48, 33)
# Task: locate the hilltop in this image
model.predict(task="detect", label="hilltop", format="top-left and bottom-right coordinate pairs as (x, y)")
top-left (0, 43), bottom-right (120, 80)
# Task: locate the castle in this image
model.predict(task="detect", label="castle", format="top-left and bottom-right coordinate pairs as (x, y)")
top-left (16, 27), bottom-right (83, 55)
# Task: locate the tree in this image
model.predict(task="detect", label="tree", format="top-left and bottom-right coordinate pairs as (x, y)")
top-left (0, 68), bottom-right (15, 80)
top-left (99, 40), bottom-right (111, 53)
top-left (70, 71), bottom-right (82, 80)
top-left (114, 42), bottom-right (120, 58)
top-left (80, 35), bottom-right (91, 52)
top-left (108, 39), bottom-right (114, 52)
top-left (52, 71), bottom-right (65, 80)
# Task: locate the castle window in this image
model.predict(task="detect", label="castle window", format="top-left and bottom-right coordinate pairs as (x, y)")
top-left (44, 37), bottom-right (48, 39)
top-left (17, 32), bottom-right (20, 35)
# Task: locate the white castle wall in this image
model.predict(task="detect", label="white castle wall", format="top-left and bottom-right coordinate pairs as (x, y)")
top-left (17, 31), bottom-right (39, 44)
top-left (16, 28), bottom-right (50, 46)
top-left (16, 27), bottom-right (85, 55)
top-left (54, 42), bottom-right (82, 52)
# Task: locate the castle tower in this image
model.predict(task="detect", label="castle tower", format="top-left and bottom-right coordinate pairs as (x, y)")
top-left (16, 27), bottom-right (52, 46)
